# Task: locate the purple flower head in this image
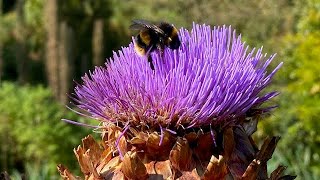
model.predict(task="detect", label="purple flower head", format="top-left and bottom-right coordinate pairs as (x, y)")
top-left (73, 24), bottom-right (282, 130)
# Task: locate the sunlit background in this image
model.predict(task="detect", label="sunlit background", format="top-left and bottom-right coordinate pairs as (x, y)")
top-left (0, 0), bottom-right (319, 179)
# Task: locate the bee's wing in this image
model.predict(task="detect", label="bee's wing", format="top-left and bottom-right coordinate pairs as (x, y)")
top-left (130, 20), bottom-right (152, 30)
top-left (130, 19), bottom-right (165, 34)
top-left (130, 19), bottom-right (152, 29)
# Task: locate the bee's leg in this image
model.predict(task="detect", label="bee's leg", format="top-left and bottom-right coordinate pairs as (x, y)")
top-left (147, 55), bottom-right (155, 70)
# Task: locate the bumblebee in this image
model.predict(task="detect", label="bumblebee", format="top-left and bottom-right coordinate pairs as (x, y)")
top-left (130, 19), bottom-right (181, 70)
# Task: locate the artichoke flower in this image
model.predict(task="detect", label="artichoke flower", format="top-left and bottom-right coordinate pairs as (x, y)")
top-left (58, 24), bottom-right (295, 180)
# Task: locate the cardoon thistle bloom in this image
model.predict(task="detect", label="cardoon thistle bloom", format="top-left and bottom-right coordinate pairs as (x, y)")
top-left (58, 24), bottom-right (295, 179)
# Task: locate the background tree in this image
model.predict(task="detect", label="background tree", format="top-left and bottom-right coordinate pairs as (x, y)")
top-left (0, 0), bottom-right (3, 80)
top-left (92, 19), bottom-right (104, 66)
top-left (44, 0), bottom-right (59, 100)
top-left (15, 0), bottom-right (28, 84)
top-left (58, 21), bottom-right (74, 103)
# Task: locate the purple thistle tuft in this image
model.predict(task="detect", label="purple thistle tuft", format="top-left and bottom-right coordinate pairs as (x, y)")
top-left (73, 24), bottom-right (282, 130)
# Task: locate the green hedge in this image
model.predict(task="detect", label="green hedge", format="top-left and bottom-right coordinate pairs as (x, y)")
top-left (0, 82), bottom-right (93, 178)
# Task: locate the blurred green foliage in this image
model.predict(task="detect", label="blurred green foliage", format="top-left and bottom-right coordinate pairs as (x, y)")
top-left (10, 163), bottom-right (59, 180)
top-left (0, 0), bottom-right (320, 179)
top-left (260, 0), bottom-right (320, 179)
top-left (0, 82), bottom-right (91, 178)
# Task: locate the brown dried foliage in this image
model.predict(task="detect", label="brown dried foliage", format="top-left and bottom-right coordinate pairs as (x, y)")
top-left (58, 124), bottom-right (295, 180)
